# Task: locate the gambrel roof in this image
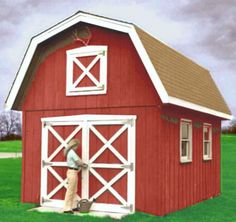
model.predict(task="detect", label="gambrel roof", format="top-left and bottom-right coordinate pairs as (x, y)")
top-left (5, 11), bottom-right (232, 119)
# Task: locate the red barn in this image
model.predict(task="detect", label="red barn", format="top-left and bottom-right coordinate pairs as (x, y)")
top-left (5, 11), bottom-right (232, 217)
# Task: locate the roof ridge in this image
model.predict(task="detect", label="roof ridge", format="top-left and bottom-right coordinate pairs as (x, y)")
top-left (76, 10), bottom-right (134, 25)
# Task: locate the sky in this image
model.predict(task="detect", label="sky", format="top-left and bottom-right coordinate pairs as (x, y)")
top-left (0, 0), bottom-right (235, 125)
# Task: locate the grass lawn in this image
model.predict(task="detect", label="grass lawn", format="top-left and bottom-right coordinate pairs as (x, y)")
top-left (0, 135), bottom-right (235, 222)
top-left (0, 140), bottom-right (22, 152)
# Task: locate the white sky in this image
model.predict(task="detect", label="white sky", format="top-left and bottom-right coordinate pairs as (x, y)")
top-left (0, 0), bottom-right (235, 125)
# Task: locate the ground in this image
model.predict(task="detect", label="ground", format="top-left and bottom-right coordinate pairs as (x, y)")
top-left (0, 140), bottom-right (22, 152)
top-left (0, 135), bottom-right (235, 222)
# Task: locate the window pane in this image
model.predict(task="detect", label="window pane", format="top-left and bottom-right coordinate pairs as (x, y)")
top-left (204, 126), bottom-right (210, 140)
top-left (204, 142), bottom-right (209, 155)
top-left (182, 122), bottom-right (189, 139)
top-left (181, 141), bottom-right (188, 157)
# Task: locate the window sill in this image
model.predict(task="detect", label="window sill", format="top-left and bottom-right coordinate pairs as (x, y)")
top-left (203, 157), bottom-right (212, 161)
top-left (180, 158), bottom-right (192, 164)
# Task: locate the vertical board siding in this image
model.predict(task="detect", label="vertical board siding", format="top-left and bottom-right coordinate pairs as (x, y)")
top-left (161, 105), bottom-right (221, 215)
top-left (23, 24), bottom-right (161, 111)
top-left (21, 24), bottom-right (163, 214)
top-left (21, 111), bottom-right (26, 202)
top-left (20, 24), bottom-right (223, 217)
top-left (21, 107), bottom-right (163, 214)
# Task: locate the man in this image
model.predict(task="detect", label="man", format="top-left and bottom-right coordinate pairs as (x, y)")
top-left (63, 138), bottom-right (87, 214)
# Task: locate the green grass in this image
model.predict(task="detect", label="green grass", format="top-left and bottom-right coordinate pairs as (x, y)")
top-left (0, 140), bottom-right (22, 152)
top-left (0, 135), bottom-right (235, 221)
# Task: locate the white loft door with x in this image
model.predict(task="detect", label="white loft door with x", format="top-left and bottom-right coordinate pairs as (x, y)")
top-left (66, 46), bottom-right (107, 95)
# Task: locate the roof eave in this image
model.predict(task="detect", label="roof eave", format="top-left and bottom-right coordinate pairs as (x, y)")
top-left (168, 96), bottom-right (233, 120)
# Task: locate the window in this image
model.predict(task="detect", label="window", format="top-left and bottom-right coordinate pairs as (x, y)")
top-left (203, 123), bottom-right (212, 160)
top-left (66, 45), bottom-right (107, 96)
top-left (180, 119), bottom-right (192, 163)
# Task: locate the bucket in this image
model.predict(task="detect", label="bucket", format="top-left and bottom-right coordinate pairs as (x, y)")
top-left (77, 199), bottom-right (95, 213)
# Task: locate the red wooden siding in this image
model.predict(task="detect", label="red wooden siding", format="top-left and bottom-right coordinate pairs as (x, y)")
top-left (21, 25), bottom-right (163, 213)
top-left (22, 24), bottom-right (160, 111)
top-left (160, 105), bottom-right (221, 215)
top-left (21, 23), bottom-right (222, 217)
top-left (21, 107), bottom-right (164, 212)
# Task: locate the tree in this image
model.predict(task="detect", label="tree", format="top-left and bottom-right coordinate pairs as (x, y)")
top-left (222, 119), bottom-right (236, 134)
top-left (0, 111), bottom-right (22, 140)
top-left (229, 119), bottom-right (236, 134)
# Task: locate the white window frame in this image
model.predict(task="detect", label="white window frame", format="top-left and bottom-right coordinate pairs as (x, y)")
top-left (203, 123), bottom-right (212, 161)
top-left (66, 45), bottom-right (108, 96)
top-left (180, 119), bottom-right (192, 163)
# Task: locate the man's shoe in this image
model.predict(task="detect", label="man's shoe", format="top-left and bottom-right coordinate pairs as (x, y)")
top-left (72, 207), bottom-right (80, 212)
top-left (63, 210), bottom-right (74, 214)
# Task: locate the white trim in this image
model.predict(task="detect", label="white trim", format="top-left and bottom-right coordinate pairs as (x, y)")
top-left (89, 124), bottom-right (128, 164)
top-left (89, 168), bottom-right (128, 206)
top-left (90, 163), bottom-right (126, 169)
top-left (5, 11), bottom-right (169, 110)
top-left (203, 123), bottom-right (212, 161)
top-left (168, 96), bottom-right (232, 120)
top-left (127, 119), bottom-right (136, 213)
top-left (40, 122), bottom-right (48, 206)
top-left (82, 121), bottom-right (89, 199)
top-left (180, 119), bottom-right (192, 163)
top-left (40, 114), bottom-right (136, 214)
top-left (66, 45), bottom-right (107, 96)
top-left (41, 114), bottom-right (137, 122)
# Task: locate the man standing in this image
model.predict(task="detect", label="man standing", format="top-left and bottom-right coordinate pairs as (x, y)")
top-left (63, 138), bottom-right (87, 214)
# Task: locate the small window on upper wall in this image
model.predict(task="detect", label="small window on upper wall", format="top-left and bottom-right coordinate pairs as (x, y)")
top-left (180, 119), bottom-right (192, 163)
top-left (203, 123), bottom-right (212, 160)
top-left (66, 45), bottom-right (107, 96)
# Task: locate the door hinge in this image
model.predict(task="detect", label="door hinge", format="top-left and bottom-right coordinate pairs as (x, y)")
top-left (99, 51), bottom-right (106, 56)
top-left (43, 122), bottom-right (51, 127)
top-left (121, 204), bottom-right (133, 212)
top-left (98, 84), bottom-right (105, 90)
top-left (42, 160), bottom-right (53, 167)
top-left (42, 197), bottom-right (51, 203)
top-left (126, 119), bottom-right (134, 126)
top-left (122, 163), bottom-right (134, 171)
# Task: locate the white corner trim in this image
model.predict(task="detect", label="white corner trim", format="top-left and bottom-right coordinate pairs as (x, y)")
top-left (5, 11), bottom-right (169, 110)
top-left (168, 96), bottom-right (233, 120)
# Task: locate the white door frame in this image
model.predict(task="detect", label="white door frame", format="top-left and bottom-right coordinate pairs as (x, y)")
top-left (40, 114), bottom-right (136, 214)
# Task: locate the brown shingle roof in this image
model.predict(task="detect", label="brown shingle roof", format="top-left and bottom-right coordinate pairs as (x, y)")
top-left (135, 26), bottom-right (231, 115)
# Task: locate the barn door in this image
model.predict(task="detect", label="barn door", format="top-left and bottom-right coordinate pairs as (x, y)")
top-left (40, 115), bottom-right (136, 214)
top-left (40, 120), bottom-right (84, 208)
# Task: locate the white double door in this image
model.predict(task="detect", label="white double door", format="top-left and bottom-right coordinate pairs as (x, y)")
top-left (40, 115), bottom-right (136, 214)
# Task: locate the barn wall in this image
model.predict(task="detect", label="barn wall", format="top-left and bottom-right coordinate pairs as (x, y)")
top-left (22, 23), bottom-right (161, 111)
top-left (21, 24), bottom-right (166, 214)
top-left (20, 23), bottom-right (223, 216)
top-left (160, 105), bottom-right (221, 215)
top-left (21, 106), bottom-right (165, 215)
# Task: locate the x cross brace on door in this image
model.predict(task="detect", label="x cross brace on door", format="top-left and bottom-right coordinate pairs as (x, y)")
top-left (87, 123), bottom-right (130, 206)
top-left (41, 115), bottom-right (136, 213)
top-left (72, 55), bottom-right (102, 88)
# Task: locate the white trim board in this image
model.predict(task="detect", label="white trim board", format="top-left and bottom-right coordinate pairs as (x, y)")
top-left (168, 96), bottom-right (233, 120)
top-left (40, 114), bottom-right (136, 215)
top-left (5, 11), bottom-right (232, 120)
